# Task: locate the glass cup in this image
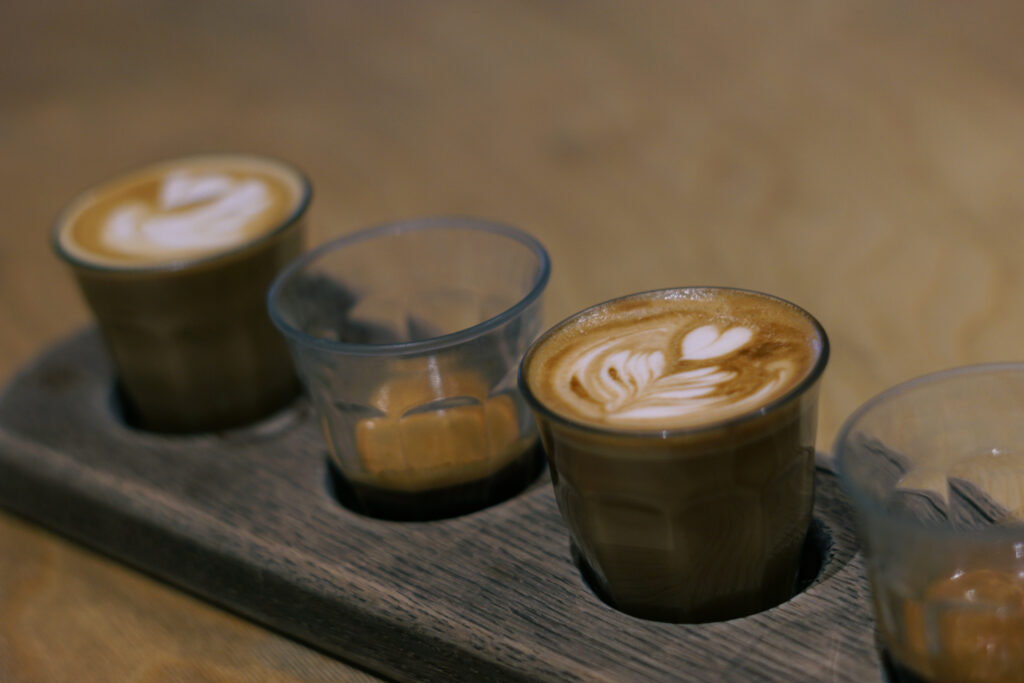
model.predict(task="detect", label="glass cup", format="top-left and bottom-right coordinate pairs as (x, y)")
top-left (519, 287), bottom-right (829, 622)
top-left (835, 364), bottom-right (1024, 683)
top-left (268, 217), bottom-right (550, 521)
top-left (52, 154), bottom-right (311, 433)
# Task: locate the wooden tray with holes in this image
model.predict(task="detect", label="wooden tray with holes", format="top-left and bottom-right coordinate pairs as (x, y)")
top-left (0, 329), bottom-right (881, 682)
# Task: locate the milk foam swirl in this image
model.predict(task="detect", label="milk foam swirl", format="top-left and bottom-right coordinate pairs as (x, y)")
top-left (102, 171), bottom-right (272, 257)
top-left (552, 320), bottom-right (801, 428)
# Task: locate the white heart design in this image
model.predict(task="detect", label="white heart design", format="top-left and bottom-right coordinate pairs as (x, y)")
top-left (103, 171), bottom-right (271, 255)
top-left (559, 320), bottom-right (790, 425)
top-left (681, 325), bottom-right (753, 360)
top-left (160, 171), bottom-right (237, 210)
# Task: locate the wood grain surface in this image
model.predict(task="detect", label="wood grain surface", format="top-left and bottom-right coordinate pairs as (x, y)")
top-left (0, 330), bottom-right (875, 682)
top-left (4, 0), bottom-right (1024, 680)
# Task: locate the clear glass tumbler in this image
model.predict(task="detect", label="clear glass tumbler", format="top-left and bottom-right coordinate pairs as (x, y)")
top-left (519, 287), bottom-right (829, 622)
top-left (268, 217), bottom-right (550, 520)
top-left (835, 364), bottom-right (1024, 683)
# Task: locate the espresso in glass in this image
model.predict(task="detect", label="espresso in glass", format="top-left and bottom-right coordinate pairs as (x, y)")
top-left (54, 154), bottom-right (310, 433)
top-left (520, 287), bottom-right (829, 622)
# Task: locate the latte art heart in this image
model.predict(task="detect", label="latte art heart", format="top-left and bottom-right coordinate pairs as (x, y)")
top-left (103, 172), bottom-right (272, 256)
top-left (525, 289), bottom-right (823, 430)
top-left (55, 155), bottom-right (306, 268)
top-left (682, 324), bottom-right (753, 360)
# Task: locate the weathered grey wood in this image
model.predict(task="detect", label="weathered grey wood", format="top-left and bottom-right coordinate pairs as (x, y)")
top-left (0, 330), bottom-right (881, 682)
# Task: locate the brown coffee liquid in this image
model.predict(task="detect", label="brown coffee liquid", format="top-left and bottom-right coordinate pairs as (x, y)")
top-left (885, 568), bottom-right (1024, 683)
top-left (55, 154), bottom-right (307, 268)
top-left (329, 442), bottom-right (545, 521)
top-left (548, 408), bottom-right (818, 622)
top-left (324, 369), bottom-right (544, 520)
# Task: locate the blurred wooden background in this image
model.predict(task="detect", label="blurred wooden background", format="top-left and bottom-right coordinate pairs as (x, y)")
top-left (5, 1), bottom-right (1024, 680)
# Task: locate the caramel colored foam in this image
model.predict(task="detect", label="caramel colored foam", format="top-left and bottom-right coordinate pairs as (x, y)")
top-left (525, 288), bottom-right (824, 430)
top-left (56, 154), bottom-right (306, 268)
top-left (896, 569), bottom-right (1024, 683)
top-left (352, 371), bottom-right (526, 491)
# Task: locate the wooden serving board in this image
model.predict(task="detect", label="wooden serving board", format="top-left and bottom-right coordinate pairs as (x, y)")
top-left (0, 330), bottom-right (882, 682)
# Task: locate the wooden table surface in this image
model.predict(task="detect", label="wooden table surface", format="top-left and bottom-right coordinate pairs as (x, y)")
top-left (4, 1), bottom-right (1024, 680)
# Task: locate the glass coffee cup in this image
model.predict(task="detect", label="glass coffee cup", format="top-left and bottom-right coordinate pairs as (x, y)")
top-left (268, 216), bottom-right (550, 521)
top-left (836, 364), bottom-right (1024, 683)
top-left (519, 287), bottom-right (829, 622)
top-left (53, 153), bottom-right (311, 433)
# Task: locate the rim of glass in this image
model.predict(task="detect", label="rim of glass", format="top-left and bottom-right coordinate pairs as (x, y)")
top-left (51, 152), bottom-right (312, 274)
top-left (834, 362), bottom-right (1024, 538)
top-left (517, 286), bottom-right (830, 439)
top-left (267, 216), bottom-right (551, 356)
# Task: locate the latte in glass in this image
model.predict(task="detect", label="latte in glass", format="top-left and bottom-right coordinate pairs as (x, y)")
top-left (54, 154), bottom-right (311, 433)
top-left (521, 287), bottom-right (828, 622)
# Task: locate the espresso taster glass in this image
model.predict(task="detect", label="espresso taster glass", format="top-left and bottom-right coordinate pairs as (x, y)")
top-left (53, 153), bottom-right (311, 433)
top-left (836, 364), bottom-right (1024, 683)
top-left (520, 287), bottom-right (829, 623)
top-left (268, 217), bottom-right (550, 521)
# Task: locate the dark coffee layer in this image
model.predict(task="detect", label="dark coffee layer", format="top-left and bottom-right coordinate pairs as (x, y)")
top-left (328, 443), bottom-right (545, 521)
top-left (881, 568), bottom-right (1024, 683)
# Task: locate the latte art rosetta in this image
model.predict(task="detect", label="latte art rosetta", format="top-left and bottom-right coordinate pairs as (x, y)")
top-left (559, 323), bottom-right (796, 426)
top-left (102, 171), bottom-right (272, 256)
top-left (524, 288), bottom-right (824, 431)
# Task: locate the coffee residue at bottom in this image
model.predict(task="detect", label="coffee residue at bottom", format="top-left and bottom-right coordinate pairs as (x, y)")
top-left (896, 569), bottom-right (1024, 683)
top-left (353, 371), bottom-right (524, 491)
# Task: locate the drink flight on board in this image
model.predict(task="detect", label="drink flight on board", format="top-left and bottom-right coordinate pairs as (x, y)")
top-left (52, 154), bottom-right (833, 625)
top-left (36, 147), bottom-right (1024, 679)
top-left (521, 287), bottom-right (829, 622)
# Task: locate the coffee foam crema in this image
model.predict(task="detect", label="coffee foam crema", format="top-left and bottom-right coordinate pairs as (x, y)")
top-left (525, 289), bottom-right (824, 430)
top-left (56, 155), bottom-right (306, 268)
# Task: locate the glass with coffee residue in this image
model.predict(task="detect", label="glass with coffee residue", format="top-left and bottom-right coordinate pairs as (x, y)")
top-left (268, 217), bottom-right (550, 521)
top-left (836, 364), bottom-right (1024, 683)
